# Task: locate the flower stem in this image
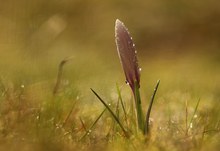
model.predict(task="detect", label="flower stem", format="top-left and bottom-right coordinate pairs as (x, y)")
top-left (134, 82), bottom-right (144, 133)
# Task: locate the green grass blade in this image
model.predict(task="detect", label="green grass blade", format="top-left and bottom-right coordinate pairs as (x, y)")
top-left (116, 83), bottom-right (128, 126)
top-left (80, 109), bottom-right (106, 140)
top-left (62, 100), bottom-right (77, 127)
top-left (79, 117), bottom-right (88, 132)
top-left (113, 97), bottom-right (120, 134)
top-left (116, 95), bottom-right (120, 118)
top-left (145, 80), bottom-right (160, 135)
top-left (91, 88), bottom-right (129, 137)
top-left (53, 56), bottom-right (74, 95)
top-left (185, 99), bottom-right (188, 136)
top-left (188, 98), bottom-right (201, 130)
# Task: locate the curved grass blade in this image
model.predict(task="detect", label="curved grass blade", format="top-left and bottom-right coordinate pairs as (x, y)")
top-left (91, 88), bottom-right (129, 137)
top-left (53, 56), bottom-right (74, 95)
top-left (145, 80), bottom-right (160, 134)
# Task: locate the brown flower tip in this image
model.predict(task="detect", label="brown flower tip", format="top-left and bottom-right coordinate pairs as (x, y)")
top-left (115, 19), bottom-right (140, 91)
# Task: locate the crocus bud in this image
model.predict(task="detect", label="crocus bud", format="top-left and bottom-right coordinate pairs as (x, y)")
top-left (115, 19), bottom-right (140, 92)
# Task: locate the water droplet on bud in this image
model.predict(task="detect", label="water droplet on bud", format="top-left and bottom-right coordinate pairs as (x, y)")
top-left (125, 81), bottom-right (130, 85)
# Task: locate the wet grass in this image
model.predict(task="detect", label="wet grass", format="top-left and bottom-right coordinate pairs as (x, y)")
top-left (0, 52), bottom-right (219, 151)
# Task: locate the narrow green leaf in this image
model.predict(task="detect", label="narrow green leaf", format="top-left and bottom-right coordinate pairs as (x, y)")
top-left (79, 117), bottom-right (87, 132)
top-left (62, 100), bottom-right (77, 127)
top-left (80, 109), bottom-right (106, 140)
top-left (116, 83), bottom-right (128, 126)
top-left (188, 98), bottom-right (201, 130)
top-left (91, 88), bottom-right (129, 137)
top-left (145, 80), bottom-right (160, 134)
top-left (185, 99), bottom-right (188, 136)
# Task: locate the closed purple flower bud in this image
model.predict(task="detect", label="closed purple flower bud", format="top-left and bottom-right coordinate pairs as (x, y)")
top-left (115, 19), bottom-right (140, 92)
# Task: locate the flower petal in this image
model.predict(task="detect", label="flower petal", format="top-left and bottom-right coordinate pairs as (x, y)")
top-left (115, 19), bottom-right (140, 91)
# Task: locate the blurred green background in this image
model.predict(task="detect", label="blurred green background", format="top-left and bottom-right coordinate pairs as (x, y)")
top-left (0, 0), bottom-right (220, 90)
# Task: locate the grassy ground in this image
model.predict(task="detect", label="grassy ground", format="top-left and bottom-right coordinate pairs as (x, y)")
top-left (0, 49), bottom-right (219, 151)
top-left (0, 1), bottom-right (220, 150)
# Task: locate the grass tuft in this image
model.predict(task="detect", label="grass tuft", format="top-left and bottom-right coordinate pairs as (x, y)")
top-left (91, 88), bottom-right (129, 138)
top-left (80, 109), bottom-right (106, 140)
